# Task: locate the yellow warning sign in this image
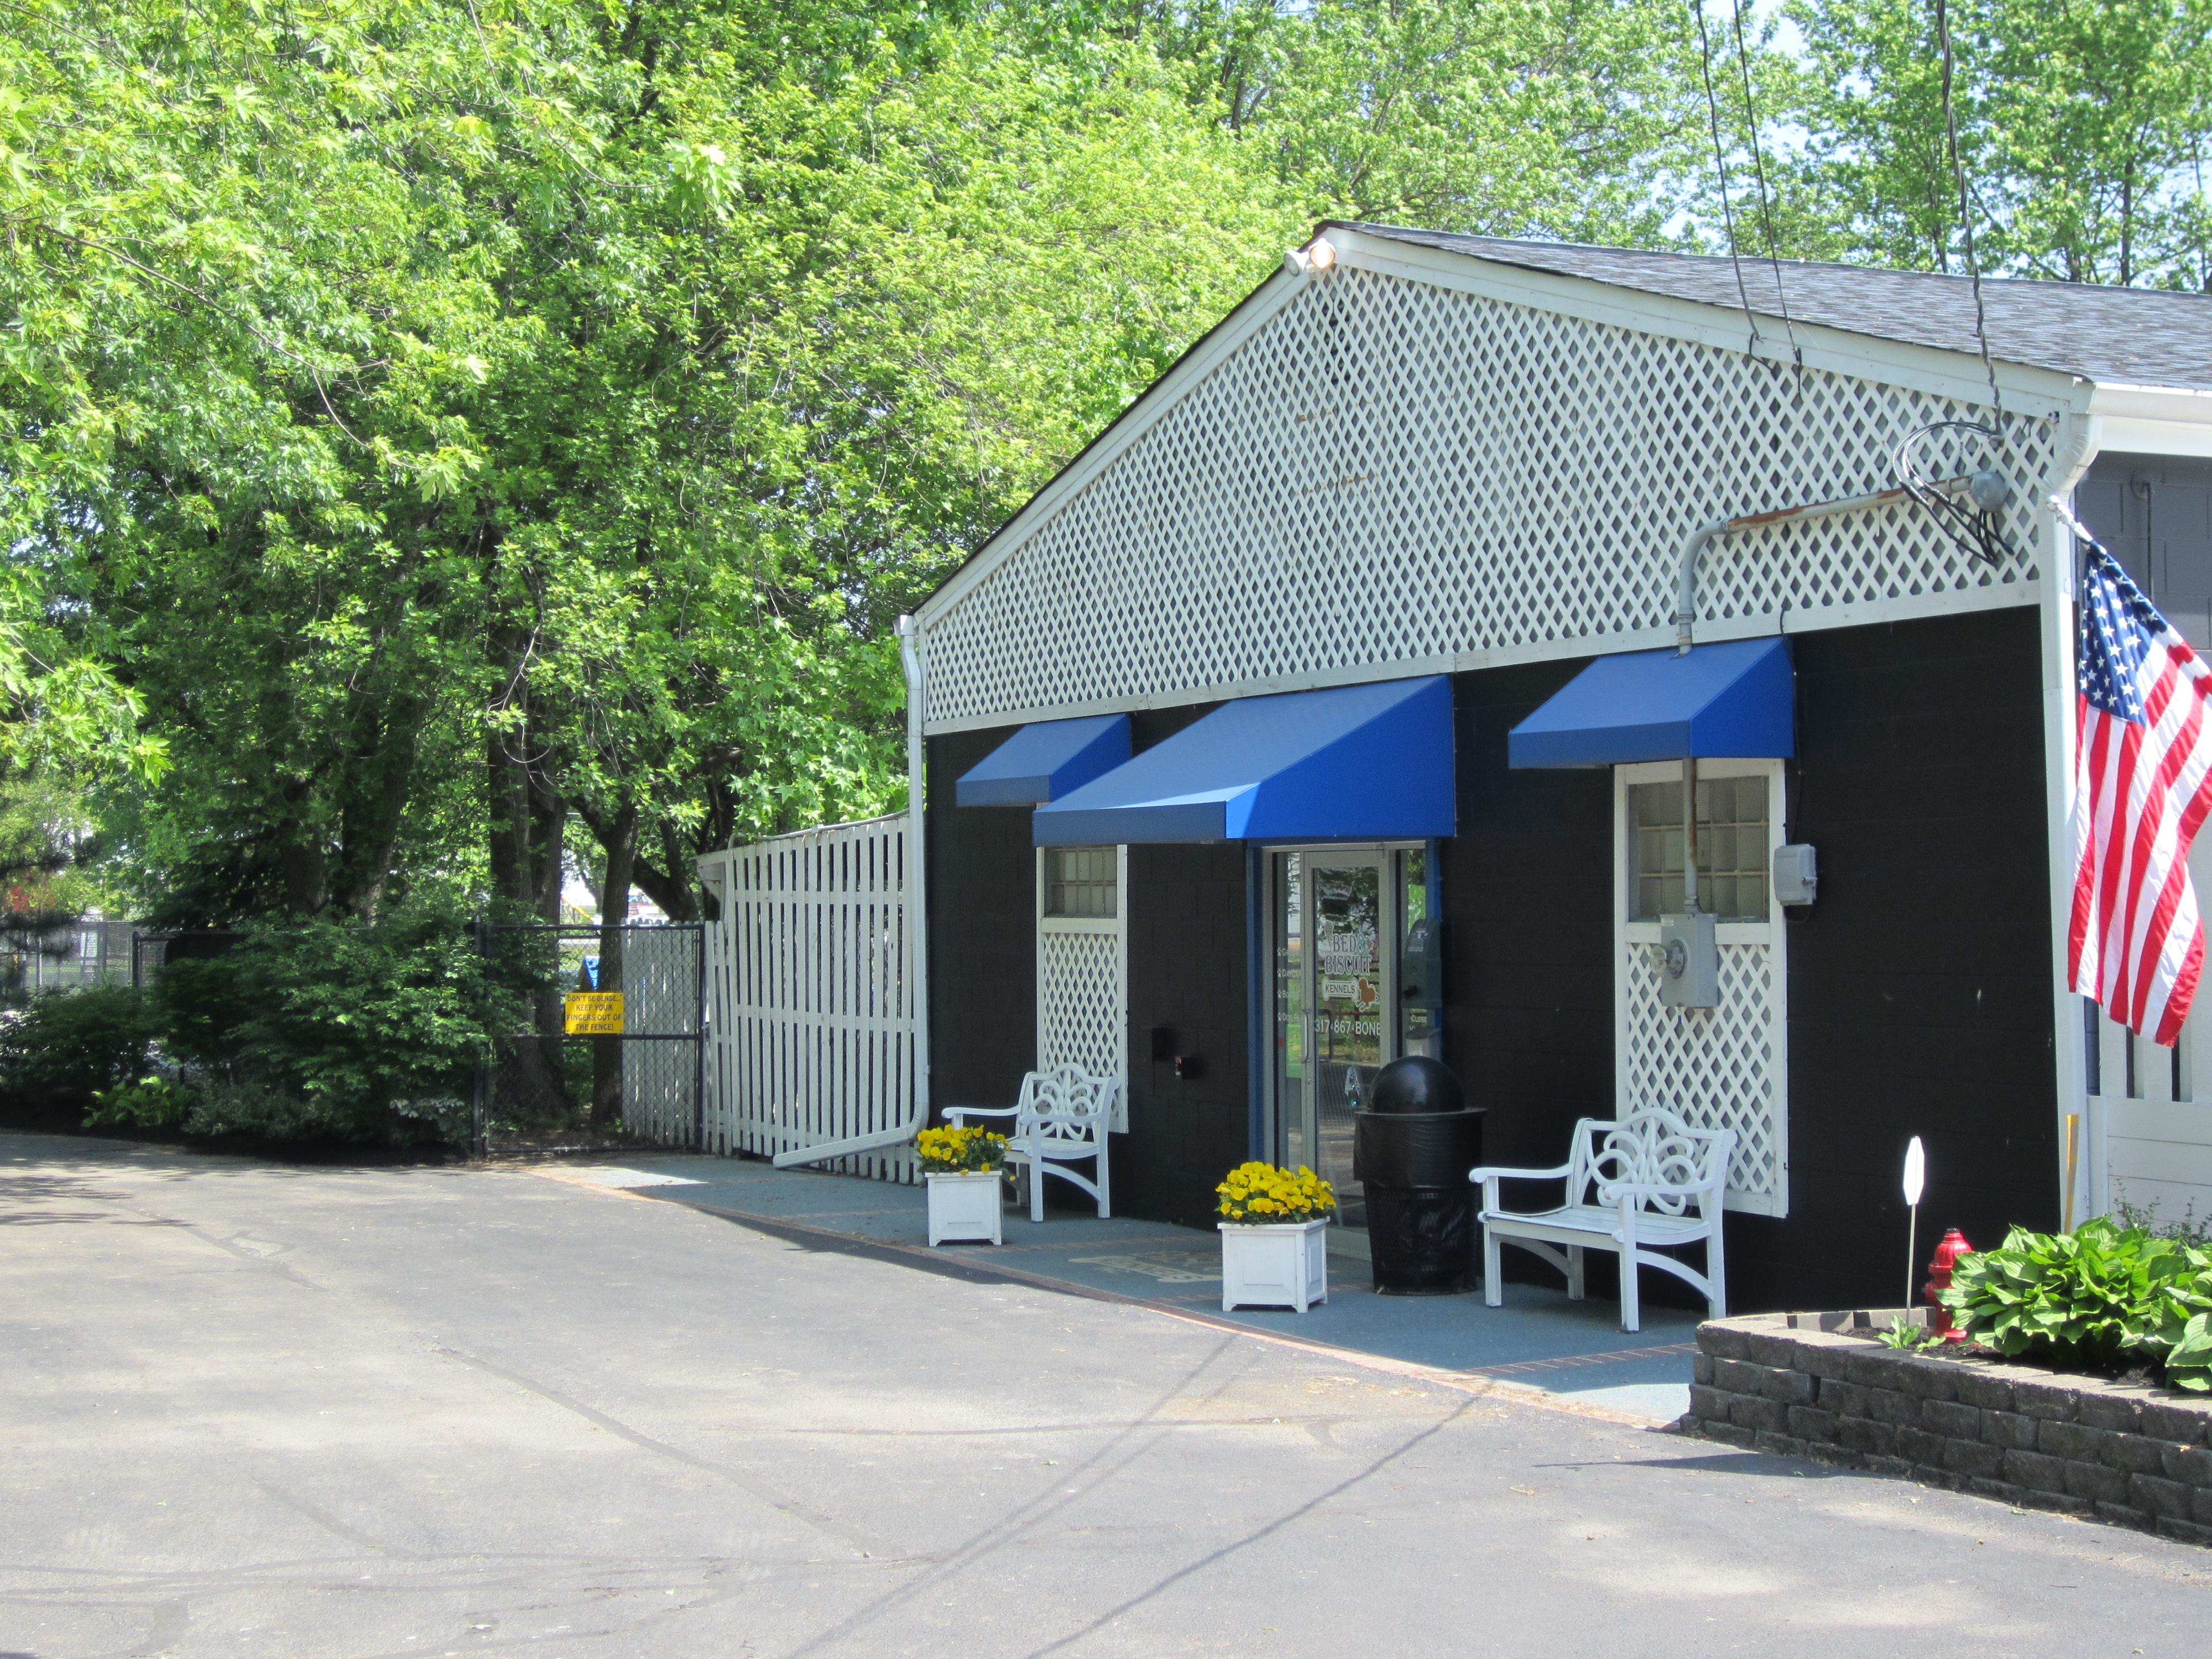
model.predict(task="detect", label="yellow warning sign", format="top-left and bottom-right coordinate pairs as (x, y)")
top-left (564, 992), bottom-right (625, 1035)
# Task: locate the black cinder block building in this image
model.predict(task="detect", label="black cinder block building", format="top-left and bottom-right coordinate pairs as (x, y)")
top-left (891, 229), bottom-right (2212, 1313)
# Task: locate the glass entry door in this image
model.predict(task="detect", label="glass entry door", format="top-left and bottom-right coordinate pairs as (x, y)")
top-left (1274, 851), bottom-right (1393, 1232)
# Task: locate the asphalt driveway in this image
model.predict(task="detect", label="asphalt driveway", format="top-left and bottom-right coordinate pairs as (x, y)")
top-left (3, 1131), bottom-right (2207, 1658)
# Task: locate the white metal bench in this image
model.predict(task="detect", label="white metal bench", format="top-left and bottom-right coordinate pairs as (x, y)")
top-left (1470, 1109), bottom-right (1733, 1332)
top-left (945, 1065), bottom-right (1118, 1220)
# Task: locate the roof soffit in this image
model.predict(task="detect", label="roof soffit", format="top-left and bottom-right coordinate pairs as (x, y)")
top-left (2084, 384), bottom-right (2212, 460)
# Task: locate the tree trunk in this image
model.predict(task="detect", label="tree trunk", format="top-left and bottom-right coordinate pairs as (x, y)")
top-left (336, 689), bottom-right (430, 919)
top-left (486, 631), bottom-right (569, 1128)
top-left (632, 817), bottom-right (703, 923)
top-left (591, 799), bottom-right (639, 1130)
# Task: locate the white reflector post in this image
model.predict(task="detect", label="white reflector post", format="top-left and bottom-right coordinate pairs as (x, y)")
top-left (1903, 1136), bottom-right (1927, 1313)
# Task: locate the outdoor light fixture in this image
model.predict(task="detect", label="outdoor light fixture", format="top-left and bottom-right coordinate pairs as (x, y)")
top-left (1306, 237), bottom-right (1337, 271)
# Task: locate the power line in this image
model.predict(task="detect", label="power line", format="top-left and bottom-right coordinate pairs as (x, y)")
top-left (1932, 0), bottom-right (2006, 430)
top-left (1692, 0), bottom-right (1762, 360)
top-left (1728, 0), bottom-right (1802, 372)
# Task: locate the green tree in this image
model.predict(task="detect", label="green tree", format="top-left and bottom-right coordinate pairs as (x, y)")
top-left (1788, 0), bottom-right (2212, 285)
top-left (1246, 0), bottom-right (1711, 241)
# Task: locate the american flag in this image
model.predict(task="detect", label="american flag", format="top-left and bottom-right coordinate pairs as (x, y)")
top-left (2070, 536), bottom-right (2212, 1044)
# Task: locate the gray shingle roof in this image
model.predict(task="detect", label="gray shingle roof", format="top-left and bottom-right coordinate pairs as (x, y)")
top-left (1344, 223), bottom-right (2212, 393)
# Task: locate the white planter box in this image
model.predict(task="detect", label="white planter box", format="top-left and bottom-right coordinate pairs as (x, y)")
top-left (926, 1171), bottom-right (1004, 1246)
top-left (1219, 1219), bottom-right (1329, 1312)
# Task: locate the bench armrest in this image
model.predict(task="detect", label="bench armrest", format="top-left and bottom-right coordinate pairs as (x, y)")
top-left (942, 1105), bottom-right (1019, 1126)
top-left (1467, 1162), bottom-right (1573, 1184)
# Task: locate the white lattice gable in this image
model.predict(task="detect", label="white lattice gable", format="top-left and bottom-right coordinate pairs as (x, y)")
top-left (916, 233), bottom-right (2094, 734)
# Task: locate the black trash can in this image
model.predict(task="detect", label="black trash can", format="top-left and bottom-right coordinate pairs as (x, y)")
top-left (1354, 1056), bottom-right (1484, 1295)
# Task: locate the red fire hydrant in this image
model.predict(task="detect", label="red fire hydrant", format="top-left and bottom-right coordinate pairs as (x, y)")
top-left (1923, 1228), bottom-right (1974, 1343)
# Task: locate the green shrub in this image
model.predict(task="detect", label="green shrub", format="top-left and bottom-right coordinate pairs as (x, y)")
top-left (155, 953), bottom-right (254, 1074)
top-left (148, 891), bottom-right (511, 1146)
top-left (182, 1082), bottom-right (364, 1144)
top-left (225, 892), bottom-right (504, 1129)
top-left (2113, 1192), bottom-right (2212, 1248)
top-left (1942, 1218), bottom-right (2212, 1391)
top-left (84, 1074), bottom-right (193, 1130)
top-left (0, 985), bottom-right (162, 1102)
top-left (2173, 1316), bottom-right (2212, 1392)
top-left (175, 1083), bottom-right (463, 1150)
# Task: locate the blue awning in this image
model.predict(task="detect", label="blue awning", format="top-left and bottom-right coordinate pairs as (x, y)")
top-left (1509, 638), bottom-right (1794, 768)
top-left (1032, 677), bottom-right (1454, 846)
top-left (956, 713), bottom-right (1130, 807)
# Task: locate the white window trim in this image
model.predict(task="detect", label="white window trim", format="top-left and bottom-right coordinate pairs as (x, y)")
top-left (1038, 841), bottom-right (1123, 935)
top-left (1613, 757), bottom-right (1790, 1217)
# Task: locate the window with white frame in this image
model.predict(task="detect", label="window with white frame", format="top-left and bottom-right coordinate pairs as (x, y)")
top-left (1626, 774), bottom-right (1771, 922)
top-left (1616, 759), bottom-right (1789, 1217)
top-left (1044, 846), bottom-right (1118, 919)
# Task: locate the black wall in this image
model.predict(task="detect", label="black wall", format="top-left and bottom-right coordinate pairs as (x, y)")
top-left (927, 606), bottom-right (2057, 1296)
top-left (1440, 606), bottom-right (2058, 1312)
top-left (924, 706), bottom-right (1250, 1227)
top-left (1781, 606), bottom-right (2058, 1307)
top-left (1118, 704), bottom-right (1249, 1224)
top-left (1444, 662), bottom-right (1618, 1166)
top-left (925, 727), bottom-right (1036, 1114)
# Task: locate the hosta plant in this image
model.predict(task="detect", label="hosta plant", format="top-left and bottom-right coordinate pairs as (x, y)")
top-left (1940, 1218), bottom-right (2212, 1390)
top-left (915, 1125), bottom-right (1009, 1173)
top-left (2171, 1315), bottom-right (2212, 1392)
top-left (1217, 1162), bottom-right (1335, 1225)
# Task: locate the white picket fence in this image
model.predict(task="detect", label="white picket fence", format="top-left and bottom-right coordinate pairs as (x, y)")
top-left (697, 816), bottom-right (920, 1181)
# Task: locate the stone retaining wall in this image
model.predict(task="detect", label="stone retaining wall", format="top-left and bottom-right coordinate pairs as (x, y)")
top-left (1681, 1311), bottom-right (2212, 1545)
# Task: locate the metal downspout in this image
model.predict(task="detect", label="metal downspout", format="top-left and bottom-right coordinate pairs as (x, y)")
top-left (769, 617), bottom-right (931, 1168)
top-left (901, 614), bottom-right (932, 1137)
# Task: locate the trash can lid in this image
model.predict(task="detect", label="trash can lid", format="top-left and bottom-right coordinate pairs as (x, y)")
top-left (1364, 1055), bottom-right (1466, 1115)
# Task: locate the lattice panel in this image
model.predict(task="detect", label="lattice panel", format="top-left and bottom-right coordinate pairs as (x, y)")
top-left (1622, 940), bottom-right (1785, 1214)
top-left (1039, 928), bottom-right (1125, 1125)
top-left (925, 265), bottom-right (2058, 726)
top-left (698, 816), bottom-right (918, 1181)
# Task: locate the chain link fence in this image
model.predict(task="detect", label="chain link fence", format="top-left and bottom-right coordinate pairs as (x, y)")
top-left (0, 917), bottom-right (149, 996)
top-left (477, 922), bottom-right (704, 1154)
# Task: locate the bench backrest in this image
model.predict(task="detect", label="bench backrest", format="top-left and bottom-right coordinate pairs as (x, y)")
top-left (1015, 1065), bottom-right (1119, 1152)
top-left (1567, 1109), bottom-right (1734, 1215)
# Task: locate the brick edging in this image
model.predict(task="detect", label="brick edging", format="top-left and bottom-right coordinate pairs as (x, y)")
top-left (1681, 1311), bottom-right (2212, 1546)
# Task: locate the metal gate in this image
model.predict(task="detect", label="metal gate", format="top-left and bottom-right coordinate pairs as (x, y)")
top-left (477, 922), bottom-right (704, 1153)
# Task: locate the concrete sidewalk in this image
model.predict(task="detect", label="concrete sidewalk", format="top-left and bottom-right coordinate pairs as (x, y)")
top-left (537, 1154), bottom-right (1699, 1422)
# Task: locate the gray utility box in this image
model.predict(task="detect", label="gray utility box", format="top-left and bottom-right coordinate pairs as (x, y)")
top-left (1772, 842), bottom-right (1818, 905)
top-left (1659, 911), bottom-right (1719, 1008)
